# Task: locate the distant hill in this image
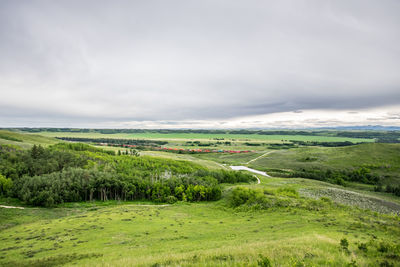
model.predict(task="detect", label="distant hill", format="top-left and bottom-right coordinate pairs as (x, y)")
top-left (315, 125), bottom-right (400, 131)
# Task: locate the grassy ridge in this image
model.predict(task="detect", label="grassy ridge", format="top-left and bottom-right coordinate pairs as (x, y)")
top-left (0, 130), bottom-right (58, 148)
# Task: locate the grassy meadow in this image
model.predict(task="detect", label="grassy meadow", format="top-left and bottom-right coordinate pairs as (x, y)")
top-left (1, 175), bottom-right (400, 267)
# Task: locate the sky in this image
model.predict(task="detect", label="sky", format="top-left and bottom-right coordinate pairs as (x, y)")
top-left (0, 0), bottom-right (399, 129)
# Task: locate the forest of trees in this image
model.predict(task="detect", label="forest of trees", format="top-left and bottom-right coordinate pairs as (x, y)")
top-left (0, 143), bottom-right (255, 207)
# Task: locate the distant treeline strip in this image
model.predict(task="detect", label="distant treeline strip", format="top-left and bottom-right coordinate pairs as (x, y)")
top-left (273, 167), bottom-right (382, 187)
top-left (57, 137), bottom-right (168, 146)
top-left (290, 140), bottom-right (358, 147)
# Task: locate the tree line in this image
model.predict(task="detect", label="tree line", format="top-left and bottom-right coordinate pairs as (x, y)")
top-left (287, 167), bottom-right (381, 186)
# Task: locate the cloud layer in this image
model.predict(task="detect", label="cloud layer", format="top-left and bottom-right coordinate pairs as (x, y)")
top-left (0, 0), bottom-right (399, 127)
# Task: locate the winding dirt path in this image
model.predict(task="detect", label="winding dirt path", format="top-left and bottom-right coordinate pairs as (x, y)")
top-left (0, 205), bottom-right (25, 209)
top-left (253, 175), bottom-right (261, 184)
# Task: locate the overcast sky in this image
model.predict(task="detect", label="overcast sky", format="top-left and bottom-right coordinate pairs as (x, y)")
top-left (0, 0), bottom-right (399, 128)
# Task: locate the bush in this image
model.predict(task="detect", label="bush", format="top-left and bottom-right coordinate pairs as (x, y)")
top-left (378, 242), bottom-right (389, 253)
top-left (340, 238), bottom-right (349, 251)
top-left (226, 187), bottom-right (305, 210)
top-left (277, 187), bottom-right (299, 198)
top-left (0, 174), bottom-right (13, 196)
top-left (257, 254), bottom-right (272, 267)
top-left (165, 196), bottom-right (177, 204)
top-left (358, 242), bottom-right (368, 252)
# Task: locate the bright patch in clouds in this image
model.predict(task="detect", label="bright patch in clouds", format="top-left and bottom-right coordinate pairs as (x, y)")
top-left (95, 106), bottom-right (400, 129)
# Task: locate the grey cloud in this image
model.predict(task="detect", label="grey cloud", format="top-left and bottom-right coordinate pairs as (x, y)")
top-left (0, 0), bottom-right (400, 127)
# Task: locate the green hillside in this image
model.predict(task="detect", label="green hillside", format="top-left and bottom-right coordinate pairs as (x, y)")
top-left (250, 143), bottom-right (400, 186)
top-left (0, 130), bottom-right (59, 148)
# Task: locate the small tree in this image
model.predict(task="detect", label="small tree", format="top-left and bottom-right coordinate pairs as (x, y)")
top-left (0, 174), bottom-right (13, 196)
top-left (340, 238), bottom-right (349, 253)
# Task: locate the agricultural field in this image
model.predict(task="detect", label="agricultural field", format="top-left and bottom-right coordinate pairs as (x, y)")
top-left (0, 129), bottom-right (400, 266)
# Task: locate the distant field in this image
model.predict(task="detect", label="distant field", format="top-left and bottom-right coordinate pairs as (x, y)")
top-left (31, 131), bottom-right (375, 143)
top-left (192, 151), bottom-right (262, 165)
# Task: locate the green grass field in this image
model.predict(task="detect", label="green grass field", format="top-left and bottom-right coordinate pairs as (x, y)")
top-left (1, 174), bottom-right (400, 267)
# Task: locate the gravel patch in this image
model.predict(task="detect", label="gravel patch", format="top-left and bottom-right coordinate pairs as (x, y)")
top-left (300, 187), bottom-right (400, 214)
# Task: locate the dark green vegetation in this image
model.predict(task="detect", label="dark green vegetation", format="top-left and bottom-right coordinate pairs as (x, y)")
top-left (0, 143), bottom-right (255, 207)
top-left (0, 129), bottom-right (399, 266)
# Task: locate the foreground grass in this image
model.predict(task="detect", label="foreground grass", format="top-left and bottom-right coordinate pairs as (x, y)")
top-left (1, 193), bottom-right (399, 266)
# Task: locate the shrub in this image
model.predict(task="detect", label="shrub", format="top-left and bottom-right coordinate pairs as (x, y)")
top-left (165, 196), bottom-right (177, 204)
top-left (379, 260), bottom-right (394, 267)
top-left (257, 254), bottom-right (272, 267)
top-left (357, 242), bottom-right (368, 252)
top-left (277, 187), bottom-right (299, 198)
top-left (378, 242), bottom-right (389, 253)
top-left (226, 187), bottom-right (305, 210)
top-left (340, 238), bottom-right (349, 251)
